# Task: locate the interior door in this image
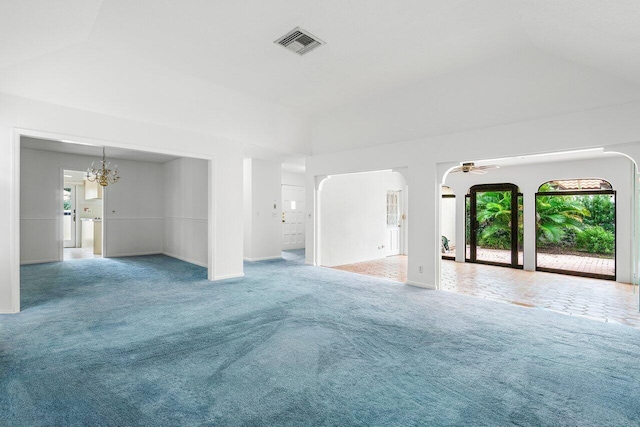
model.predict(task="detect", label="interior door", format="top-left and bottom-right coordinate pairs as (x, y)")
top-left (386, 190), bottom-right (401, 256)
top-left (467, 184), bottom-right (522, 268)
top-left (282, 185), bottom-right (305, 250)
top-left (63, 186), bottom-right (76, 248)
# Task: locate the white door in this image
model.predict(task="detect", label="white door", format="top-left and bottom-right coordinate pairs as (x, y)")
top-left (282, 185), bottom-right (305, 250)
top-left (386, 190), bottom-right (401, 256)
top-left (63, 186), bottom-right (77, 248)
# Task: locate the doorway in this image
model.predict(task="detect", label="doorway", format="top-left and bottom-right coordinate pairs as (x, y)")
top-left (386, 190), bottom-right (401, 256)
top-left (282, 184), bottom-right (305, 250)
top-left (466, 183), bottom-right (523, 269)
top-left (63, 169), bottom-right (103, 260)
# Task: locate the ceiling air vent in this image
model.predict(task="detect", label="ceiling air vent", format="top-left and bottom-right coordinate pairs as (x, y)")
top-left (274, 27), bottom-right (325, 56)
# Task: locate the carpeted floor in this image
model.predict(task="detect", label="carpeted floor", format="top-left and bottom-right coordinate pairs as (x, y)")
top-left (2, 251), bottom-right (640, 426)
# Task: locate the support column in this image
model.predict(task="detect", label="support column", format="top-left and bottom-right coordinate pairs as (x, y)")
top-left (407, 163), bottom-right (438, 289)
top-left (455, 189), bottom-right (467, 263)
top-left (522, 188), bottom-right (537, 271)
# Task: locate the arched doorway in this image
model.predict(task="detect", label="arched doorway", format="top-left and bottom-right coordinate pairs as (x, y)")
top-left (466, 183), bottom-right (523, 269)
top-left (535, 178), bottom-right (615, 280)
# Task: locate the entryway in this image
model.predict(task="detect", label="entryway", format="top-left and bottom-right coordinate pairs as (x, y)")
top-left (281, 184), bottom-right (305, 250)
top-left (63, 169), bottom-right (103, 261)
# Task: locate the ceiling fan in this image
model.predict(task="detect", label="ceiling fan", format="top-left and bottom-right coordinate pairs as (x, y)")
top-left (450, 162), bottom-right (499, 175)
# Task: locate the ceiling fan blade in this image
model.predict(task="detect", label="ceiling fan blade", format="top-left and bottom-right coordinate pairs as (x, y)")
top-left (450, 166), bottom-right (462, 173)
top-left (470, 169), bottom-right (487, 175)
top-left (475, 165), bottom-right (499, 170)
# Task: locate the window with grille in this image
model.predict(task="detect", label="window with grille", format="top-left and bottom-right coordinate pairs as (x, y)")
top-left (387, 191), bottom-right (399, 227)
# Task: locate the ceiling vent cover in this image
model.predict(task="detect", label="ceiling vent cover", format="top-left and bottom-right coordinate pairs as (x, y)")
top-left (275, 27), bottom-right (325, 56)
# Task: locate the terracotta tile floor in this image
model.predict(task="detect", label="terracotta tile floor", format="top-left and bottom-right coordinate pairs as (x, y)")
top-left (457, 247), bottom-right (614, 277)
top-left (333, 256), bottom-right (408, 282)
top-left (332, 256), bottom-right (640, 328)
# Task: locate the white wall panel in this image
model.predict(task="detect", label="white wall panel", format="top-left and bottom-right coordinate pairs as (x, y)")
top-left (19, 219), bottom-right (59, 264)
top-left (106, 218), bottom-right (164, 257)
top-left (163, 157), bottom-right (208, 267)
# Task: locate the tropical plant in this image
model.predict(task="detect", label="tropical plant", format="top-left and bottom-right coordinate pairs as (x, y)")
top-left (576, 225), bottom-right (614, 254)
top-left (582, 194), bottom-right (615, 233)
top-left (536, 184), bottom-right (589, 245)
top-left (475, 191), bottom-right (521, 250)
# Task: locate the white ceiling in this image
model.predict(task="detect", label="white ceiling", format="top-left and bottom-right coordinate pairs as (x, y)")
top-left (21, 137), bottom-right (181, 163)
top-left (3, 1), bottom-right (640, 155)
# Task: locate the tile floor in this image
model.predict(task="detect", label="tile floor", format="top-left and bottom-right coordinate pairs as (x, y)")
top-left (63, 247), bottom-right (101, 260)
top-left (332, 256), bottom-right (640, 328)
top-left (458, 247), bottom-right (614, 277)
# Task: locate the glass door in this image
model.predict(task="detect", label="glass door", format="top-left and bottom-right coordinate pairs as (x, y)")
top-left (467, 184), bottom-right (523, 268)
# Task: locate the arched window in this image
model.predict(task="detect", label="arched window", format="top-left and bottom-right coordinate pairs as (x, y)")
top-left (536, 178), bottom-right (615, 280)
top-left (538, 178), bottom-right (612, 192)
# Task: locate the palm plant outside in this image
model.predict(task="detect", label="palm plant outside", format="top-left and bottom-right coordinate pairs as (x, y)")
top-left (536, 184), bottom-right (589, 245)
top-left (473, 185), bottom-right (614, 256)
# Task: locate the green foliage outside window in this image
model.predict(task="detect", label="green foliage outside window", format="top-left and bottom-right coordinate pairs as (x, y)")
top-left (470, 185), bottom-right (615, 255)
top-left (576, 225), bottom-right (615, 254)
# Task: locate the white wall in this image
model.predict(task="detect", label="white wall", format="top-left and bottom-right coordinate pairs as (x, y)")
top-left (281, 171), bottom-right (305, 187)
top-left (243, 159), bottom-right (282, 261)
top-left (2, 92), bottom-right (245, 313)
top-left (164, 157), bottom-right (209, 267)
top-left (320, 170), bottom-right (405, 267)
top-left (441, 197), bottom-right (456, 249)
top-left (20, 148), bottom-right (165, 264)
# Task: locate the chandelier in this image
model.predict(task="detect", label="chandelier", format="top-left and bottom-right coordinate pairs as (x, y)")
top-left (87, 147), bottom-right (120, 187)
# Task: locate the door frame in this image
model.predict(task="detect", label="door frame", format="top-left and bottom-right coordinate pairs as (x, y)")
top-left (9, 127), bottom-right (218, 314)
top-left (466, 183), bottom-right (522, 269)
top-left (63, 183), bottom-right (77, 248)
top-left (535, 189), bottom-right (616, 281)
top-left (441, 193), bottom-right (455, 261)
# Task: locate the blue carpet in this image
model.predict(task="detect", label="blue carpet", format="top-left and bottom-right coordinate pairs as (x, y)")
top-left (2, 251), bottom-right (640, 426)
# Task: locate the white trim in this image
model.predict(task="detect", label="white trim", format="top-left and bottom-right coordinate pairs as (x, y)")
top-left (107, 217), bottom-right (165, 221)
top-left (58, 167), bottom-right (64, 259)
top-left (163, 252), bottom-right (208, 268)
top-left (243, 256), bottom-right (282, 262)
top-left (213, 272), bottom-right (245, 280)
top-left (20, 258), bottom-right (61, 265)
top-left (108, 251), bottom-right (163, 258)
top-left (13, 127), bottom-right (213, 161)
top-left (164, 216), bottom-right (207, 222)
top-left (10, 130), bottom-right (21, 313)
top-left (405, 281), bottom-right (436, 289)
top-left (207, 158), bottom-right (216, 281)
top-left (0, 309), bottom-right (20, 314)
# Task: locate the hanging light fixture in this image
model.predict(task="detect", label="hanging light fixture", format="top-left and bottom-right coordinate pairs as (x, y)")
top-left (87, 147), bottom-right (120, 186)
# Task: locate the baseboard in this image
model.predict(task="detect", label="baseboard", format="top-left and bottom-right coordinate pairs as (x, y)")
top-left (107, 251), bottom-right (163, 258)
top-left (0, 309), bottom-right (20, 314)
top-left (213, 272), bottom-right (245, 280)
top-left (244, 256), bottom-right (282, 262)
top-left (406, 281), bottom-right (436, 290)
top-left (163, 252), bottom-right (207, 268)
top-left (20, 258), bottom-right (60, 265)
